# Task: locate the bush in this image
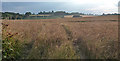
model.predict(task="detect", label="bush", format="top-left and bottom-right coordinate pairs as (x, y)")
top-left (2, 23), bottom-right (22, 59)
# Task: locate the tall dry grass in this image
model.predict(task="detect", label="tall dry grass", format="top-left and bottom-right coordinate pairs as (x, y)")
top-left (2, 15), bottom-right (119, 59)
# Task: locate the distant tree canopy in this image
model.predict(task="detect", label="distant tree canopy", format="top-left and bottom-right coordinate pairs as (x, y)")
top-left (25, 12), bottom-right (32, 16)
top-left (1, 11), bottom-right (119, 20)
top-left (38, 11), bottom-right (55, 15)
top-left (2, 12), bottom-right (24, 20)
top-left (101, 13), bottom-right (119, 16)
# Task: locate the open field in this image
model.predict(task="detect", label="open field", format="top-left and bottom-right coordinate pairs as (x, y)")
top-left (2, 15), bottom-right (119, 59)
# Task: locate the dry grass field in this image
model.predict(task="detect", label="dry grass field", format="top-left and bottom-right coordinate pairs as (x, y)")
top-left (2, 15), bottom-right (119, 59)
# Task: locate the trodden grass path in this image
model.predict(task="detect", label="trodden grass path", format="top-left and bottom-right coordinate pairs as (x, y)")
top-left (61, 24), bottom-right (90, 59)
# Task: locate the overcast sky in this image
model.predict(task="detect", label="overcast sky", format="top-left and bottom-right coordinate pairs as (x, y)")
top-left (2, 0), bottom-right (120, 14)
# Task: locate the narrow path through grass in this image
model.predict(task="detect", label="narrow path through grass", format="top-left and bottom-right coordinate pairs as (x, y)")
top-left (61, 25), bottom-right (73, 40)
top-left (62, 24), bottom-right (88, 59)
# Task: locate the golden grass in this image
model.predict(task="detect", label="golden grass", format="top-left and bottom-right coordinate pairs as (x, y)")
top-left (2, 15), bottom-right (119, 59)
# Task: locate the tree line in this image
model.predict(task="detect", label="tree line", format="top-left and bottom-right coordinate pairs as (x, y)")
top-left (1, 11), bottom-right (119, 20)
top-left (1, 12), bottom-right (31, 20)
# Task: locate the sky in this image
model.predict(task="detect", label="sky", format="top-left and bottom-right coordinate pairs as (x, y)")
top-left (1, 0), bottom-right (120, 14)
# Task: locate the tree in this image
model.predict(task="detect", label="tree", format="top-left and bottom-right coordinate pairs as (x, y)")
top-left (2, 12), bottom-right (25, 20)
top-left (43, 11), bottom-right (46, 14)
top-left (38, 11), bottom-right (43, 14)
top-left (52, 10), bottom-right (54, 13)
top-left (102, 13), bottom-right (105, 15)
top-left (25, 12), bottom-right (32, 16)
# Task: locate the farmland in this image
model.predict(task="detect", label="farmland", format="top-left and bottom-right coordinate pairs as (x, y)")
top-left (2, 15), bottom-right (119, 59)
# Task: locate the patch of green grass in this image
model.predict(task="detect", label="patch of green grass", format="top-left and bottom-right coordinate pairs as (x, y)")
top-left (23, 15), bottom-right (64, 20)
